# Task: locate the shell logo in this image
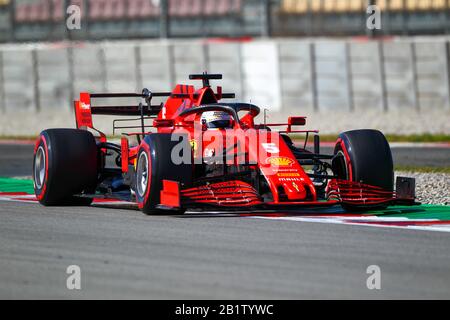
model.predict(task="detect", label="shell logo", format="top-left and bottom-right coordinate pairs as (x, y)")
top-left (266, 156), bottom-right (295, 166)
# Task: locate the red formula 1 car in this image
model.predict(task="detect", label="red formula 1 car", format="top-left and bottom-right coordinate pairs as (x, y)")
top-left (33, 73), bottom-right (417, 214)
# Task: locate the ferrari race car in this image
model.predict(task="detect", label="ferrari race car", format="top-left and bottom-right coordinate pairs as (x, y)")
top-left (33, 73), bottom-right (417, 214)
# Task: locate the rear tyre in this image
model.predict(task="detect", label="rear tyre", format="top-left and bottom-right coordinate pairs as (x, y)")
top-left (332, 129), bottom-right (393, 211)
top-left (33, 129), bottom-right (98, 206)
top-left (135, 133), bottom-right (192, 215)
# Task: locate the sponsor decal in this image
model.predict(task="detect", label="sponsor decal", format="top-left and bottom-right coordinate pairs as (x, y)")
top-left (76, 100), bottom-right (93, 128)
top-left (277, 172), bottom-right (300, 177)
top-left (266, 156), bottom-right (295, 167)
top-left (278, 177), bottom-right (301, 182)
top-left (275, 168), bottom-right (299, 172)
top-left (262, 142), bottom-right (279, 154)
top-left (292, 182), bottom-right (300, 192)
top-left (80, 102), bottom-right (90, 110)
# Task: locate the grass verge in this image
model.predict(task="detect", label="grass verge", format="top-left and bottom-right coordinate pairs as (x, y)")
top-left (394, 166), bottom-right (450, 174)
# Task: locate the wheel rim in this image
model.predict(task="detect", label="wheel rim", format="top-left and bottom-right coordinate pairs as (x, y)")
top-left (334, 150), bottom-right (348, 180)
top-left (136, 151), bottom-right (149, 197)
top-left (34, 146), bottom-right (46, 189)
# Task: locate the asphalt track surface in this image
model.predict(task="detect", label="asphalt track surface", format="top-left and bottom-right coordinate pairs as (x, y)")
top-left (1, 143), bottom-right (450, 299)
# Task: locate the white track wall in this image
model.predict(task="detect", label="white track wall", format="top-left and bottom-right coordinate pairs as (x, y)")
top-left (0, 37), bottom-right (449, 135)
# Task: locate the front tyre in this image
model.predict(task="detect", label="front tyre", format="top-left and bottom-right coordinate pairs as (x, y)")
top-left (135, 134), bottom-right (192, 215)
top-left (332, 129), bottom-right (394, 210)
top-left (33, 129), bottom-right (98, 206)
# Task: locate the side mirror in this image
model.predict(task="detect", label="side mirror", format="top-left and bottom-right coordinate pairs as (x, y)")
top-left (153, 119), bottom-right (174, 127)
top-left (287, 116), bottom-right (306, 132)
top-left (288, 116), bottom-right (306, 126)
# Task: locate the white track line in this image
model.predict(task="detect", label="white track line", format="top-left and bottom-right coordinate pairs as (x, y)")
top-left (2, 194), bottom-right (450, 233)
top-left (250, 215), bottom-right (450, 233)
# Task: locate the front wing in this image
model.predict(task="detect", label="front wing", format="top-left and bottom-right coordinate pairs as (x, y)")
top-left (157, 178), bottom-right (418, 211)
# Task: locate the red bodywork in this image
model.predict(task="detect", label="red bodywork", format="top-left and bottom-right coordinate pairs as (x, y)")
top-left (73, 77), bottom-right (413, 210)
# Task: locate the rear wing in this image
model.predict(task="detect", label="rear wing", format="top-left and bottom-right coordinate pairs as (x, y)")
top-left (74, 75), bottom-right (236, 134)
top-left (74, 89), bottom-right (172, 130)
top-left (74, 90), bottom-right (168, 127)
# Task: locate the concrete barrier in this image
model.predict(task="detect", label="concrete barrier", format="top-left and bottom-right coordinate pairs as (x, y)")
top-left (414, 41), bottom-right (450, 110)
top-left (172, 41), bottom-right (207, 86)
top-left (103, 43), bottom-right (137, 92)
top-left (314, 41), bottom-right (351, 111)
top-left (207, 42), bottom-right (243, 100)
top-left (349, 41), bottom-right (384, 111)
top-left (138, 42), bottom-right (172, 92)
top-left (36, 47), bottom-right (71, 110)
top-left (382, 41), bottom-right (417, 111)
top-left (72, 44), bottom-right (106, 95)
top-left (0, 51), bottom-right (4, 112)
top-left (240, 41), bottom-right (281, 111)
top-left (2, 48), bottom-right (35, 112)
top-left (0, 37), bottom-right (449, 136)
top-left (278, 40), bottom-right (314, 112)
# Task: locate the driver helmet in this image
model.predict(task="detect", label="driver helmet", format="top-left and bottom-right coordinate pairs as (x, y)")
top-left (200, 111), bottom-right (232, 129)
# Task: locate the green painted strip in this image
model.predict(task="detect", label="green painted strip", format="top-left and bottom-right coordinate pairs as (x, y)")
top-left (364, 205), bottom-right (450, 221)
top-left (0, 177), bottom-right (35, 194)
